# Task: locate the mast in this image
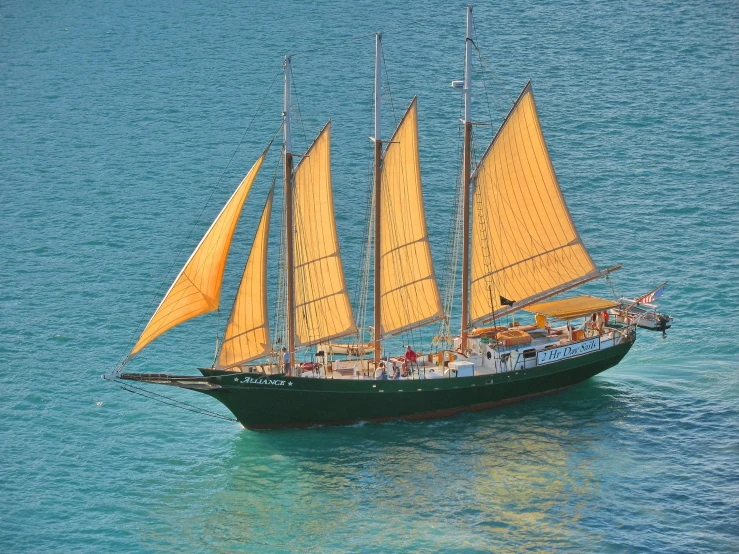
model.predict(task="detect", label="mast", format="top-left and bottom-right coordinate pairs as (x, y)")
top-left (460, 5), bottom-right (473, 352)
top-left (373, 33), bottom-right (383, 365)
top-left (284, 55), bottom-right (296, 373)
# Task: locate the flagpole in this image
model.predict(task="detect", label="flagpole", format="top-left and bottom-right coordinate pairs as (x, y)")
top-left (627, 281), bottom-right (667, 311)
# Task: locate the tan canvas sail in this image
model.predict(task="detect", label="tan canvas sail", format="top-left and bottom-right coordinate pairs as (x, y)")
top-left (379, 98), bottom-right (443, 336)
top-left (469, 82), bottom-right (599, 325)
top-left (129, 149), bottom-right (268, 357)
top-left (292, 122), bottom-right (357, 347)
top-left (216, 188), bottom-right (274, 369)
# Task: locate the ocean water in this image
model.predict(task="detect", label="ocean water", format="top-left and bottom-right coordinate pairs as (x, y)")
top-left (2, 0), bottom-right (738, 551)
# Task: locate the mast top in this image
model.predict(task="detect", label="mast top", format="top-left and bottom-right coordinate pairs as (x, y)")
top-left (374, 33), bottom-right (382, 142)
top-left (283, 55), bottom-right (292, 155)
top-left (463, 6), bottom-right (473, 123)
top-left (451, 7), bottom-right (474, 121)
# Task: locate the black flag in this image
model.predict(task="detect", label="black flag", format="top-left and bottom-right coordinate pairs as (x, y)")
top-left (499, 296), bottom-right (515, 307)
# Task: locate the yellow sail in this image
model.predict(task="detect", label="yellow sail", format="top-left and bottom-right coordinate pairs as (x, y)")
top-left (293, 122), bottom-right (357, 346)
top-left (216, 188), bottom-right (274, 369)
top-left (379, 98), bottom-right (443, 336)
top-left (129, 149), bottom-right (267, 357)
top-left (470, 82), bottom-right (599, 325)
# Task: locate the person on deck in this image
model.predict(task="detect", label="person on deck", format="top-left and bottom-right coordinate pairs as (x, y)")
top-left (392, 363), bottom-right (401, 380)
top-left (582, 314), bottom-right (597, 336)
top-left (405, 345), bottom-right (417, 364)
top-left (281, 347), bottom-right (290, 375)
top-left (378, 361), bottom-right (388, 380)
top-left (403, 345), bottom-right (417, 376)
top-left (595, 311), bottom-right (606, 335)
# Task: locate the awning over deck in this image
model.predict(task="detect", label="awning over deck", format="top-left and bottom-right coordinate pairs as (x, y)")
top-left (525, 295), bottom-right (619, 320)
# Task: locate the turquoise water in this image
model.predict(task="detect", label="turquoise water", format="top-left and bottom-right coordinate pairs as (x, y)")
top-left (2, 0), bottom-right (738, 551)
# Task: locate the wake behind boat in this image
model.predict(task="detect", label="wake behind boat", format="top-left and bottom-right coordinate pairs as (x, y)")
top-left (111, 7), bottom-right (669, 429)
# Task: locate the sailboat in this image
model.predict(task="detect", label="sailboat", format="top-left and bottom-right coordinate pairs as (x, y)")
top-left (113, 7), bottom-right (655, 429)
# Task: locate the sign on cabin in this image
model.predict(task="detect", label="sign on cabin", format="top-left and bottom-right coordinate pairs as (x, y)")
top-left (537, 337), bottom-right (601, 366)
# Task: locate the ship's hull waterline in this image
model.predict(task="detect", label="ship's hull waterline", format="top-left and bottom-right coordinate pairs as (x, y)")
top-left (123, 340), bottom-right (633, 429)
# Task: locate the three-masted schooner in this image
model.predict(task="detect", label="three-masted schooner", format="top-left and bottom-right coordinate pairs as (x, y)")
top-left (113, 7), bottom-right (652, 429)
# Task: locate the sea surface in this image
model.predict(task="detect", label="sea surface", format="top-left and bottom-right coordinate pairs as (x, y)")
top-left (2, 0), bottom-right (738, 552)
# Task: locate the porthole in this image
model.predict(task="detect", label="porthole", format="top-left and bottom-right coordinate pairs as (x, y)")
top-left (486, 351), bottom-right (492, 360)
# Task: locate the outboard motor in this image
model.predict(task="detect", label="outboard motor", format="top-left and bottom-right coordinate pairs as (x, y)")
top-left (657, 314), bottom-right (669, 338)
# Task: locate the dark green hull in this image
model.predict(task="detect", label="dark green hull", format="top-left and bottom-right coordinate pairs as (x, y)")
top-left (193, 340), bottom-right (633, 429)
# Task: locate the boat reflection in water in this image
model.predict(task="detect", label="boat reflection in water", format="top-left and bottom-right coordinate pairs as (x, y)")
top-left (164, 380), bottom-right (628, 549)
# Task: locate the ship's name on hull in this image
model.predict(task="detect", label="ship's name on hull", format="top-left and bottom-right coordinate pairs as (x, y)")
top-left (537, 337), bottom-right (601, 365)
top-left (235, 377), bottom-right (290, 386)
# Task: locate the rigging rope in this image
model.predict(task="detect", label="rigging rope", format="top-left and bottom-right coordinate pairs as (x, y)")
top-left (606, 275), bottom-right (621, 300)
top-left (273, 147), bottom-right (288, 355)
top-left (436, 96), bottom-right (466, 348)
top-left (381, 49), bottom-right (398, 127)
top-left (470, 35), bottom-right (505, 144)
top-left (113, 380), bottom-right (237, 422)
top-left (352, 133), bottom-right (375, 347)
top-left (288, 65), bottom-right (310, 154)
top-left (471, 40), bottom-right (514, 105)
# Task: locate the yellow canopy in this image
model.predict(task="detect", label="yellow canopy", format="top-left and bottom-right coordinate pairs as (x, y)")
top-left (379, 97), bottom-right (443, 337)
top-left (129, 148), bottom-right (267, 358)
top-left (216, 187), bottom-right (274, 369)
top-left (525, 295), bottom-right (619, 320)
top-left (293, 122), bottom-right (357, 347)
top-left (469, 82), bottom-right (599, 326)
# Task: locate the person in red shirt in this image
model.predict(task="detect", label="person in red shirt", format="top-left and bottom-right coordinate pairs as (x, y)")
top-left (404, 345), bottom-right (417, 363)
top-left (402, 345), bottom-right (418, 377)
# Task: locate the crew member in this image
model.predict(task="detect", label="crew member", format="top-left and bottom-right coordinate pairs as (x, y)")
top-left (392, 362), bottom-right (401, 380)
top-left (281, 347), bottom-right (290, 375)
top-left (404, 345), bottom-right (418, 375)
top-left (378, 361), bottom-right (388, 380)
top-left (404, 345), bottom-right (418, 364)
top-left (595, 311), bottom-right (606, 335)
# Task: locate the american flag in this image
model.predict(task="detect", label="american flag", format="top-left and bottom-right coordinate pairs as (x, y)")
top-left (637, 283), bottom-right (666, 304)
